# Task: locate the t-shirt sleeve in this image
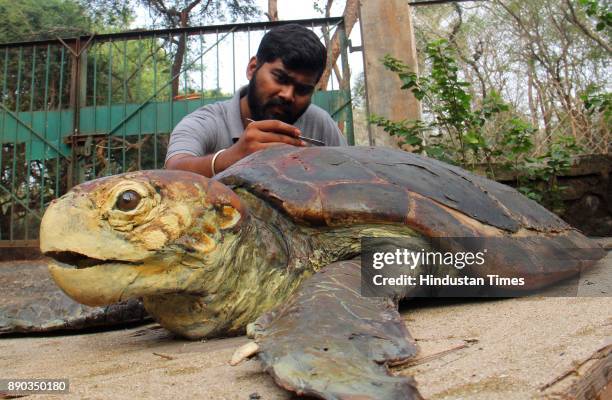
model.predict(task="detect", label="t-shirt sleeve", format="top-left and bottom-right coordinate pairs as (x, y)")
top-left (165, 108), bottom-right (218, 163)
top-left (324, 116), bottom-right (348, 146)
top-left (303, 104), bottom-right (348, 146)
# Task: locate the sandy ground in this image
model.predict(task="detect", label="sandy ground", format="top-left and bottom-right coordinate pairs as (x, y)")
top-left (1, 250), bottom-right (610, 400)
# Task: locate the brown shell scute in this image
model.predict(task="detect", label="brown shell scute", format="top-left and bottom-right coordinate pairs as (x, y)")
top-left (215, 145), bottom-right (569, 233)
top-left (320, 183), bottom-right (408, 225)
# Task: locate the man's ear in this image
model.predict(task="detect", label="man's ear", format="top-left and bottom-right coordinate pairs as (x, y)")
top-left (246, 56), bottom-right (258, 80)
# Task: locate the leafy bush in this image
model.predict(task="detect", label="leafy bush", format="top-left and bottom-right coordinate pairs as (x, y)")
top-left (370, 39), bottom-right (583, 212)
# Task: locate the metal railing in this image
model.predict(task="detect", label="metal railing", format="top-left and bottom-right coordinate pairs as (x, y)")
top-left (0, 17), bottom-right (354, 244)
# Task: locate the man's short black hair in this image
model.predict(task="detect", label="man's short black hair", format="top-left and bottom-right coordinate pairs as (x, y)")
top-left (256, 23), bottom-right (327, 80)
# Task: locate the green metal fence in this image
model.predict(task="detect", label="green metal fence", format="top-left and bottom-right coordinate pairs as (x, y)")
top-left (0, 17), bottom-right (354, 244)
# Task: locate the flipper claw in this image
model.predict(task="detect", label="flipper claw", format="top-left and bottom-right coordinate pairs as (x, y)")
top-left (229, 341), bottom-right (260, 366)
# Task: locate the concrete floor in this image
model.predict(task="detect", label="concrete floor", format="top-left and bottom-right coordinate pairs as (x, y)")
top-left (1, 250), bottom-right (610, 400)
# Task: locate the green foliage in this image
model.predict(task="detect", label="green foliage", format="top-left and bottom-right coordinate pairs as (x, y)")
top-left (371, 40), bottom-right (583, 211)
top-left (0, 0), bottom-right (92, 43)
top-left (77, 0), bottom-right (133, 31)
top-left (86, 39), bottom-right (173, 105)
top-left (351, 72), bottom-right (366, 109)
top-left (578, 0), bottom-right (612, 32)
top-left (131, 0), bottom-right (259, 27)
top-left (368, 116), bottom-right (425, 151)
top-left (373, 40), bottom-right (510, 170)
top-left (580, 84), bottom-right (611, 125)
top-left (508, 135), bottom-right (581, 211)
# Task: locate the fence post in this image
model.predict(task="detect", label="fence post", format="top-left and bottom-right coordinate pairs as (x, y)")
top-left (67, 38), bottom-right (82, 188)
top-left (359, 0), bottom-right (421, 147)
top-left (338, 21), bottom-right (355, 146)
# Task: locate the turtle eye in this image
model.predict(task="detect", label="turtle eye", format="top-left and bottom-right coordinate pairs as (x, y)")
top-left (115, 190), bottom-right (141, 211)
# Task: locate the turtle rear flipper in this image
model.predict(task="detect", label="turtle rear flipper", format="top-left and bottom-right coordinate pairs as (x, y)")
top-left (246, 259), bottom-right (422, 400)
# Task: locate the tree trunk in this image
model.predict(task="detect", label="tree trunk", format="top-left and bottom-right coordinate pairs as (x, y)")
top-left (267, 0), bottom-right (278, 21)
top-left (526, 58), bottom-right (539, 129)
top-left (171, 11), bottom-right (189, 98)
top-left (317, 0), bottom-right (359, 90)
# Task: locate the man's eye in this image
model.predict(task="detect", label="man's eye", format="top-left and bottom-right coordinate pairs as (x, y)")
top-left (295, 85), bottom-right (314, 96)
top-left (273, 73), bottom-right (289, 84)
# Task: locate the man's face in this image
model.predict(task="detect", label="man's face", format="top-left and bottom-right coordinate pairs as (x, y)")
top-left (246, 58), bottom-right (318, 124)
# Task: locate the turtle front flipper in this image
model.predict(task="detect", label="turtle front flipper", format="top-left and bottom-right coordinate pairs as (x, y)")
top-left (243, 259), bottom-right (422, 400)
top-left (0, 260), bottom-right (148, 334)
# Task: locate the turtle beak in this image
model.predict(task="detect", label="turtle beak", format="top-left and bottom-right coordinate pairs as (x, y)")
top-left (40, 191), bottom-right (150, 262)
top-left (47, 260), bottom-right (194, 306)
top-left (48, 261), bottom-right (145, 306)
top-left (40, 191), bottom-right (169, 306)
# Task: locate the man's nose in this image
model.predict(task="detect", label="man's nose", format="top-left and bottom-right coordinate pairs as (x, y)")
top-left (277, 84), bottom-right (295, 103)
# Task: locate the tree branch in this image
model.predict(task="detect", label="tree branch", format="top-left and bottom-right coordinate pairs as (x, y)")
top-left (317, 0), bottom-right (359, 90)
top-left (564, 0), bottom-right (612, 54)
top-left (266, 0), bottom-right (278, 21)
top-left (185, 0), bottom-right (205, 14)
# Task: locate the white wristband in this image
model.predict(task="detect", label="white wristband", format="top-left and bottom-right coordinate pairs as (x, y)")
top-left (211, 149), bottom-right (226, 176)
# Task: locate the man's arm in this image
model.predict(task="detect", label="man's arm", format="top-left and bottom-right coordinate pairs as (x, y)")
top-left (165, 153), bottom-right (218, 177)
top-left (166, 119), bottom-right (305, 177)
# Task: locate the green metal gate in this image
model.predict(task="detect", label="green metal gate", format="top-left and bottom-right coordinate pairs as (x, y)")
top-left (0, 17), bottom-right (354, 245)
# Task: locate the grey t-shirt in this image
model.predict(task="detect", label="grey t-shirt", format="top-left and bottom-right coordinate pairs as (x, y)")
top-left (165, 87), bottom-right (347, 163)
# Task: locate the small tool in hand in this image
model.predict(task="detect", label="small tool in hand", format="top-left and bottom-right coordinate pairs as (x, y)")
top-left (246, 118), bottom-right (325, 146)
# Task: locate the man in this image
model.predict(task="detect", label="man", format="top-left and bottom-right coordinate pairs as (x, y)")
top-left (165, 23), bottom-right (347, 177)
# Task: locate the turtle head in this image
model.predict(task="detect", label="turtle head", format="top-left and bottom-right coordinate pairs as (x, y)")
top-left (41, 170), bottom-right (247, 307)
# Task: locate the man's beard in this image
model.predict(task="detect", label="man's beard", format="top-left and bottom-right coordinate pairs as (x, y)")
top-left (247, 71), bottom-right (308, 124)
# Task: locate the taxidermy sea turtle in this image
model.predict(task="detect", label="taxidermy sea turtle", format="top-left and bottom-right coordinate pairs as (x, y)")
top-left (38, 145), bottom-right (604, 399)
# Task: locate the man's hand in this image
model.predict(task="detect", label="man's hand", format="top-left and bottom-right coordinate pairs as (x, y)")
top-left (165, 120), bottom-right (305, 177)
top-left (223, 119), bottom-right (305, 166)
